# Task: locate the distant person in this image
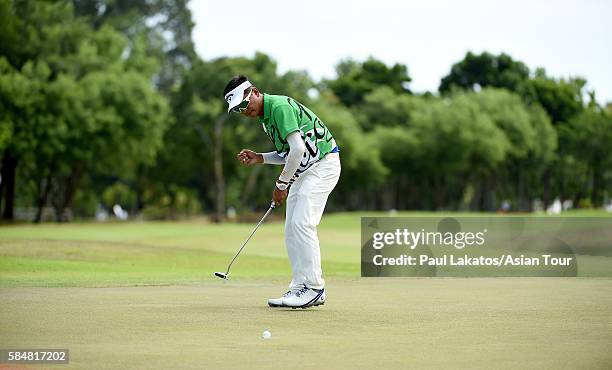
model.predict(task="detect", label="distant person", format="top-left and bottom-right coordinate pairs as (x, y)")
top-left (223, 75), bottom-right (340, 309)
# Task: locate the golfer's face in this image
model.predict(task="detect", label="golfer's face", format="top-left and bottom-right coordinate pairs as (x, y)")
top-left (240, 88), bottom-right (260, 118)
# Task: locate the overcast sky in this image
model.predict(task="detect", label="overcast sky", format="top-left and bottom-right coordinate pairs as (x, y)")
top-left (189, 0), bottom-right (611, 103)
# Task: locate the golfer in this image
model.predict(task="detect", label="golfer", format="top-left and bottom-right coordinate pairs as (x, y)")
top-left (223, 75), bottom-right (341, 309)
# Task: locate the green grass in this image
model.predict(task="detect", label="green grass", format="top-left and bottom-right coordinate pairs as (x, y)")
top-left (1, 279), bottom-right (611, 369)
top-left (1, 212), bottom-right (611, 369)
top-left (1, 210), bottom-right (610, 287)
top-left (0, 213), bottom-right (361, 287)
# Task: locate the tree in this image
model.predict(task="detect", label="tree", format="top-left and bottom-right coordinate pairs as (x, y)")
top-left (310, 94), bottom-right (388, 210)
top-left (72, 0), bottom-right (196, 93)
top-left (521, 69), bottom-right (585, 125)
top-left (326, 57), bottom-right (411, 107)
top-left (439, 52), bottom-right (530, 94)
top-left (467, 88), bottom-right (556, 210)
top-left (558, 104), bottom-right (612, 206)
top-left (0, 1), bottom-right (170, 221)
top-left (355, 86), bottom-right (422, 131)
top-left (361, 88), bottom-right (509, 210)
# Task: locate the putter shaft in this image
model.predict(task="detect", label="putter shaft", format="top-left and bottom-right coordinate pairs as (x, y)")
top-left (221, 202), bottom-right (275, 277)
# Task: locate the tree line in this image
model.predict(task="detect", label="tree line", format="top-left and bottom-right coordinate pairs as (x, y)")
top-left (0, 1), bottom-right (610, 222)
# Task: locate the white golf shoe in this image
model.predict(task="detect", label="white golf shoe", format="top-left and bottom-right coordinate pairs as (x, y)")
top-left (267, 290), bottom-right (295, 307)
top-left (281, 285), bottom-right (325, 309)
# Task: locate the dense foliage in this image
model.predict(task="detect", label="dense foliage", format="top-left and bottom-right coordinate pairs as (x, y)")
top-left (1, 1), bottom-right (610, 221)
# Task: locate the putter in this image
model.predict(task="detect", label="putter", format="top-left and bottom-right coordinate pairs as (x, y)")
top-left (214, 201), bottom-right (276, 280)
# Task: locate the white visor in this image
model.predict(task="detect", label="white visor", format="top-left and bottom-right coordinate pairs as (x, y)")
top-left (224, 80), bottom-right (252, 112)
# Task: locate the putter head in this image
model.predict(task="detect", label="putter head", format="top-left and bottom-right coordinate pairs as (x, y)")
top-left (214, 272), bottom-right (228, 280)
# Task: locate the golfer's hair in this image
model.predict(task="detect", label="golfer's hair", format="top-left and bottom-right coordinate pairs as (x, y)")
top-left (223, 75), bottom-right (250, 97)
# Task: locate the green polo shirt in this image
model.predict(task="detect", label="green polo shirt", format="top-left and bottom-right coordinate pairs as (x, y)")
top-left (259, 94), bottom-right (338, 175)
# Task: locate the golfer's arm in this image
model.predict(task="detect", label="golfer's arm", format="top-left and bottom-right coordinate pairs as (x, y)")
top-left (278, 131), bottom-right (305, 183)
top-left (262, 152), bottom-right (286, 165)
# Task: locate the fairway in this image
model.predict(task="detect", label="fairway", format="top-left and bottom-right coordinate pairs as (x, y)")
top-left (1, 213), bottom-right (612, 369)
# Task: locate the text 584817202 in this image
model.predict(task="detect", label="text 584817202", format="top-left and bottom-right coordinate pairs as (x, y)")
top-left (1, 349), bottom-right (69, 364)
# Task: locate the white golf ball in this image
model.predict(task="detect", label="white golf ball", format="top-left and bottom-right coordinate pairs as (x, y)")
top-left (262, 330), bottom-right (271, 339)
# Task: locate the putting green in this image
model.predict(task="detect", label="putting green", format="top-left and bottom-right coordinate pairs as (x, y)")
top-left (1, 278), bottom-right (611, 369)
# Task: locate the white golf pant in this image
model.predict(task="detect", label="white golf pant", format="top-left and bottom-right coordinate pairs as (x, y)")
top-left (285, 152), bottom-right (341, 290)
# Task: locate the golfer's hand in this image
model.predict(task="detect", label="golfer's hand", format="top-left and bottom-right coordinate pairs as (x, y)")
top-left (237, 149), bottom-right (263, 166)
top-left (272, 185), bottom-right (288, 207)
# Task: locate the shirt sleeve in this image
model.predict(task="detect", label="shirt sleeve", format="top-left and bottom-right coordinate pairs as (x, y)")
top-left (278, 131), bottom-right (306, 183)
top-left (262, 152), bottom-right (286, 165)
top-left (272, 104), bottom-right (300, 140)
